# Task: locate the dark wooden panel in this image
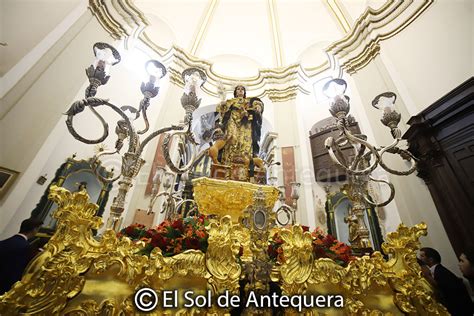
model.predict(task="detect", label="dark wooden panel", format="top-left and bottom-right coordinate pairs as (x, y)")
top-left (309, 123), bottom-right (360, 182)
top-left (403, 77), bottom-right (474, 255)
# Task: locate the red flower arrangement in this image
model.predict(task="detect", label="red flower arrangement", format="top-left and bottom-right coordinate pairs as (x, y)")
top-left (118, 215), bottom-right (210, 257)
top-left (267, 226), bottom-right (355, 266)
top-left (120, 220), bottom-right (353, 266)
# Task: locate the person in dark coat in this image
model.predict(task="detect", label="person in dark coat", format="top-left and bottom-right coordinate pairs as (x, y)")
top-left (419, 247), bottom-right (473, 315)
top-left (459, 247), bottom-right (474, 291)
top-left (0, 218), bottom-right (43, 295)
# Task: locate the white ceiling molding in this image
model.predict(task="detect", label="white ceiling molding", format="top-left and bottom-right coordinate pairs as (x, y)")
top-left (326, 0), bottom-right (434, 74)
top-left (190, 0), bottom-right (219, 56)
top-left (87, 0), bottom-right (433, 98)
top-left (267, 0), bottom-right (284, 67)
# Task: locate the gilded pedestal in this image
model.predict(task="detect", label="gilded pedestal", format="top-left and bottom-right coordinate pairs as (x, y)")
top-left (192, 177), bottom-right (279, 222)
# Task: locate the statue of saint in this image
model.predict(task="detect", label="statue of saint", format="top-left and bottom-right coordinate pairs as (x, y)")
top-left (76, 181), bottom-right (88, 192)
top-left (344, 213), bottom-right (361, 247)
top-left (208, 85), bottom-right (264, 170)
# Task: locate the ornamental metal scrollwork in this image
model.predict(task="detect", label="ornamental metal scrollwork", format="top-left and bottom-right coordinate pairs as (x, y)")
top-left (64, 42), bottom-right (208, 231)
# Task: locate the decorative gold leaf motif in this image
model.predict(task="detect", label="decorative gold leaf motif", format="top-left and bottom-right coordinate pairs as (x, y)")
top-left (0, 186), bottom-right (449, 315)
top-left (206, 216), bottom-right (241, 295)
top-left (278, 226), bottom-right (314, 295)
top-left (192, 177), bottom-right (279, 222)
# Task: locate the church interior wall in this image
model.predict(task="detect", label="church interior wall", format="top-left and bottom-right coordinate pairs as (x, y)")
top-left (378, 0), bottom-right (473, 113)
top-left (294, 92), bottom-right (326, 229)
top-left (0, 0), bottom-right (83, 76)
top-left (0, 12), bottom-right (113, 237)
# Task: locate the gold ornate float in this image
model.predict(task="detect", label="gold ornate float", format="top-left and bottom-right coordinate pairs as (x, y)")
top-left (0, 185), bottom-right (448, 315)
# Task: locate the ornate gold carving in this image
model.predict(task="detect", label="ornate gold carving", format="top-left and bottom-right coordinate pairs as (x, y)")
top-left (270, 221), bottom-right (449, 315)
top-left (278, 226), bottom-right (314, 295)
top-left (0, 187), bottom-right (448, 315)
top-left (192, 177), bottom-right (280, 222)
top-left (0, 186), bottom-right (241, 314)
top-left (241, 189), bottom-right (276, 294)
top-left (380, 223), bottom-right (448, 314)
top-left (206, 216), bottom-right (242, 295)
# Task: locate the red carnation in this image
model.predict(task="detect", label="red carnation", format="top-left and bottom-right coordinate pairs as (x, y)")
top-left (151, 234), bottom-right (167, 249)
top-left (171, 219), bottom-right (184, 232)
top-left (324, 234), bottom-right (335, 246)
top-left (125, 226), bottom-right (135, 236)
top-left (184, 237), bottom-right (200, 250)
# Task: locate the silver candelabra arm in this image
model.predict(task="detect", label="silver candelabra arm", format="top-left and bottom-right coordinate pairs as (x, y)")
top-left (274, 183), bottom-right (300, 226)
top-left (158, 69), bottom-right (207, 174)
top-left (90, 152), bottom-right (122, 183)
top-left (153, 190), bottom-right (196, 221)
top-left (84, 43), bottom-right (121, 98)
top-left (322, 78), bottom-right (419, 251)
top-left (136, 60), bottom-right (167, 135)
top-left (162, 129), bottom-right (198, 174)
top-left (376, 138), bottom-right (418, 176)
top-left (325, 133), bottom-right (379, 176)
top-left (137, 125), bottom-right (185, 156)
top-left (65, 98), bottom-right (137, 149)
top-left (175, 199), bottom-right (198, 218)
top-left (136, 98), bottom-right (150, 135)
top-left (363, 175), bottom-right (395, 207)
top-left (152, 191), bottom-right (174, 215)
top-left (275, 204), bottom-right (293, 226)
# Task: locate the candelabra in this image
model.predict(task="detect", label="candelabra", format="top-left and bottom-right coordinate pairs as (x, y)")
top-left (323, 78), bottom-right (417, 250)
top-left (65, 42), bottom-right (206, 231)
top-left (148, 167), bottom-right (197, 220)
top-left (147, 166), bottom-right (172, 213)
top-left (274, 183), bottom-right (300, 226)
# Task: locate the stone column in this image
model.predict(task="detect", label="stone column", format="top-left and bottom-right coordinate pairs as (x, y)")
top-left (270, 89), bottom-right (316, 227)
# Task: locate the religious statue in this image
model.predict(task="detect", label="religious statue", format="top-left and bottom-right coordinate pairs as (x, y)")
top-left (75, 181), bottom-right (88, 192)
top-left (208, 85), bottom-right (265, 175)
top-left (344, 213), bottom-right (361, 248)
